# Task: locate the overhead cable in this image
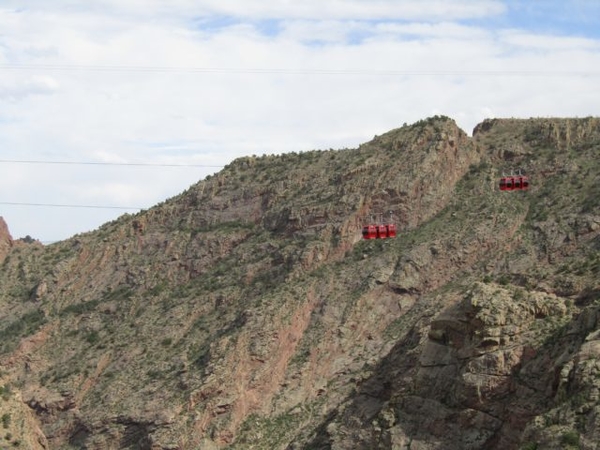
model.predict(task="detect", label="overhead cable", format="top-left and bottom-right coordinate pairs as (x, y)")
top-left (0, 63), bottom-right (598, 77)
top-left (0, 159), bottom-right (224, 168)
top-left (0, 201), bottom-right (142, 210)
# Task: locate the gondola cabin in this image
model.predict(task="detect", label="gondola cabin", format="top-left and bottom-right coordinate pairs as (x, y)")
top-left (362, 211), bottom-right (398, 240)
top-left (362, 225), bottom-right (377, 239)
top-left (499, 175), bottom-right (529, 192)
top-left (387, 224), bottom-right (397, 238)
top-left (513, 176), bottom-right (522, 190)
top-left (377, 224), bottom-right (388, 239)
top-left (499, 176), bottom-right (514, 191)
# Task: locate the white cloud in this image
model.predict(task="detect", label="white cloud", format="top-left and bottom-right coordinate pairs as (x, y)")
top-left (80, 181), bottom-right (156, 206)
top-left (0, 75), bottom-right (59, 100)
top-left (372, 21), bottom-right (491, 40)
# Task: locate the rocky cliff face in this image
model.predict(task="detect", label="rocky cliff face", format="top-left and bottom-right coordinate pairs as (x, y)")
top-left (0, 216), bottom-right (13, 263)
top-left (0, 116), bottom-right (599, 449)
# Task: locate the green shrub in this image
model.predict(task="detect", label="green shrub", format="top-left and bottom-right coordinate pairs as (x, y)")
top-left (520, 443), bottom-right (537, 450)
top-left (0, 385), bottom-right (9, 400)
top-left (561, 430), bottom-right (580, 447)
top-left (85, 331), bottom-right (100, 344)
top-left (61, 299), bottom-right (100, 316)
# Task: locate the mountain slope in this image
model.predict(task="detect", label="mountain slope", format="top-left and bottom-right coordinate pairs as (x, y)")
top-left (1, 116), bottom-right (599, 449)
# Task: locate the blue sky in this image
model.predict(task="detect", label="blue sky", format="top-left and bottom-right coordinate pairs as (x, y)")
top-left (198, 1), bottom-right (600, 41)
top-left (500, 1), bottom-right (600, 38)
top-left (0, 0), bottom-right (599, 243)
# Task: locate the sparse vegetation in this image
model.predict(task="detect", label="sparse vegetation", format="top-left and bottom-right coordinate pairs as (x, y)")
top-left (0, 385), bottom-right (10, 401)
top-left (85, 331), bottom-right (100, 345)
top-left (0, 310), bottom-right (46, 354)
top-left (561, 430), bottom-right (580, 448)
top-left (60, 298), bottom-right (101, 316)
top-left (234, 411), bottom-right (305, 449)
top-left (1, 413), bottom-right (10, 429)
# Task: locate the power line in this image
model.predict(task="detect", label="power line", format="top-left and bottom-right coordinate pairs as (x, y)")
top-left (0, 201), bottom-right (142, 210)
top-left (0, 159), bottom-right (224, 168)
top-left (1, 63), bottom-right (599, 77)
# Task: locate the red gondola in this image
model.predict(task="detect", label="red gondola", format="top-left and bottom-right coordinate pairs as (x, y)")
top-left (513, 176), bottom-right (522, 190)
top-left (499, 170), bottom-right (529, 192)
top-left (387, 223), bottom-right (397, 238)
top-left (362, 225), bottom-right (377, 239)
top-left (377, 224), bottom-right (388, 239)
top-left (505, 177), bottom-right (514, 191)
top-left (362, 212), bottom-right (397, 240)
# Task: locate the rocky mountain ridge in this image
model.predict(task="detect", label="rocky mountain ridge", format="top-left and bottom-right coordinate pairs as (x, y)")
top-left (0, 116), bottom-right (599, 449)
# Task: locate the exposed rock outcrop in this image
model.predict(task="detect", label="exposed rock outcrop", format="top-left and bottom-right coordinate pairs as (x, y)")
top-left (0, 216), bottom-right (13, 262)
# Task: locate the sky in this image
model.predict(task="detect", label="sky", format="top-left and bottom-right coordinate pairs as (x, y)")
top-left (1, 0), bottom-right (600, 243)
